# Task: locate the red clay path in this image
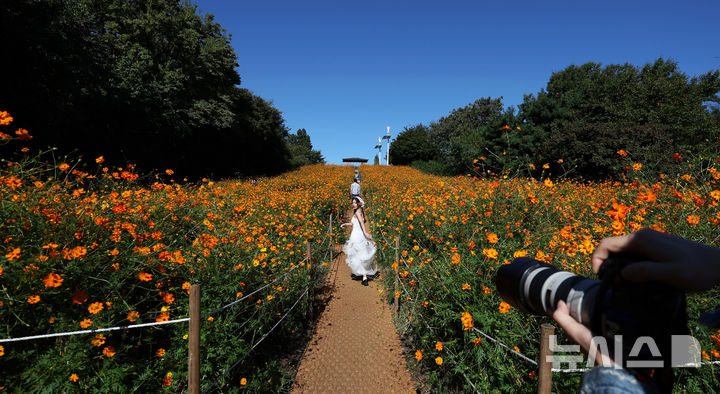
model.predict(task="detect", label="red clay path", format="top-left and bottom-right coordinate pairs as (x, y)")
top-left (292, 248), bottom-right (416, 393)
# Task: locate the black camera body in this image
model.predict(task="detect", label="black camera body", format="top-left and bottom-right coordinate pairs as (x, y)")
top-left (496, 254), bottom-right (688, 392)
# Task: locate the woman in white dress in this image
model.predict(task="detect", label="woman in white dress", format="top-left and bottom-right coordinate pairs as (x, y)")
top-left (340, 197), bottom-right (377, 286)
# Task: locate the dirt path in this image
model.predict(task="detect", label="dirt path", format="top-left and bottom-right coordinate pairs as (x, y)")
top-left (292, 249), bottom-right (416, 393)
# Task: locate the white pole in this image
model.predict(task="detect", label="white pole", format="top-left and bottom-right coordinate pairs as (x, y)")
top-left (385, 126), bottom-right (391, 165)
top-left (378, 137), bottom-right (383, 166)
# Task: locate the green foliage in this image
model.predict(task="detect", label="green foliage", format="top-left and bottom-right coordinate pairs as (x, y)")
top-left (521, 59), bottom-right (720, 179)
top-left (389, 125), bottom-right (438, 166)
top-left (0, 126), bottom-right (346, 392)
top-left (287, 129), bottom-right (325, 168)
top-left (0, 0), bottom-right (317, 179)
top-left (403, 59), bottom-right (720, 180)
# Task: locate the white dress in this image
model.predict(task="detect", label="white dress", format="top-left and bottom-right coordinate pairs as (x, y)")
top-left (343, 216), bottom-right (377, 276)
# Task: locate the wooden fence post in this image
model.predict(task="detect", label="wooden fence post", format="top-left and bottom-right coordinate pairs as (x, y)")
top-left (394, 234), bottom-right (400, 314)
top-left (188, 284), bottom-right (201, 394)
top-left (538, 323), bottom-right (555, 394)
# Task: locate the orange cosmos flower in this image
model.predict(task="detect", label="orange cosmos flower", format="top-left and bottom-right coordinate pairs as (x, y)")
top-left (671, 152), bottom-right (682, 162)
top-left (0, 111), bottom-right (13, 125)
top-left (451, 253), bottom-right (461, 265)
top-left (15, 128), bottom-right (32, 140)
top-left (617, 149), bottom-right (628, 157)
top-left (483, 248), bottom-right (498, 259)
top-left (43, 273), bottom-right (64, 288)
top-left (156, 312), bottom-right (170, 322)
top-left (28, 295), bottom-right (41, 304)
top-left (102, 346), bottom-right (116, 357)
top-left (686, 215), bottom-right (700, 225)
top-left (487, 233), bottom-right (498, 244)
top-left (162, 293), bottom-right (175, 304)
top-left (543, 179), bottom-right (554, 187)
top-left (91, 334), bottom-right (106, 347)
top-left (240, 378), bottom-right (247, 385)
top-left (80, 319), bottom-right (93, 328)
top-left (88, 302), bottom-right (104, 314)
top-left (127, 310), bottom-right (140, 322)
top-left (710, 190), bottom-right (720, 200)
top-left (461, 312), bottom-right (474, 330)
top-left (138, 272), bottom-right (153, 282)
top-left (435, 356), bottom-right (443, 365)
top-left (5, 248), bottom-right (20, 261)
top-left (156, 348), bottom-right (166, 357)
top-left (163, 372), bottom-right (173, 386)
top-left (472, 337), bottom-right (483, 346)
top-left (461, 283), bottom-right (471, 290)
top-left (632, 163), bottom-right (642, 171)
top-left (499, 301), bottom-right (511, 314)
top-left (435, 341), bottom-right (443, 351)
top-left (513, 250), bottom-right (527, 258)
top-left (69, 373), bottom-right (79, 382)
top-left (59, 163), bottom-right (70, 172)
top-left (501, 125), bottom-right (511, 130)
top-left (414, 350), bottom-right (423, 361)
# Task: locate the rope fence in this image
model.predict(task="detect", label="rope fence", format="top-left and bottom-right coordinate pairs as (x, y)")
top-left (376, 227), bottom-right (720, 392)
top-left (1, 213), bottom-right (338, 393)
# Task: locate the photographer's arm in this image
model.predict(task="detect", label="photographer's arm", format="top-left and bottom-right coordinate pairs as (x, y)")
top-left (554, 228), bottom-right (720, 366)
top-left (553, 301), bottom-right (615, 367)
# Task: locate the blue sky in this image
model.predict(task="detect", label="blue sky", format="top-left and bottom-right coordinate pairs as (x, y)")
top-left (192, 0), bottom-right (719, 165)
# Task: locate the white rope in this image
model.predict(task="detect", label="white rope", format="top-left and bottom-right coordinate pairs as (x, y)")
top-left (201, 288), bottom-right (308, 393)
top-left (470, 327), bottom-right (538, 366)
top-left (0, 318), bottom-right (190, 344)
top-left (202, 262), bottom-right (303, 319)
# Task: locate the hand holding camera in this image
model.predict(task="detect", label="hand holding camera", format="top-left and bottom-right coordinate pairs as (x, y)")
top-left (496, 228), bottom-right (720, 393)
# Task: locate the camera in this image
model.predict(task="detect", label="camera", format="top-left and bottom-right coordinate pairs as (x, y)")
top-left (496, 255), bottom-right (689, 392)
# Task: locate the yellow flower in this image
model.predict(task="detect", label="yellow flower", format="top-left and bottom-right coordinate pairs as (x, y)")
top-left (435, 356), bottom-right (443, 365)
top-left (482, 248), bottom-right (498, 259)
top-left (240, 378), bottom-right (247, 385)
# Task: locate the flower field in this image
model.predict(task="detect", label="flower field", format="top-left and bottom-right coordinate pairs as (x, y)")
top-left (3, 109), bottom-right (720, 392)
top-left (0, 114), bottom-right (351, 391)
top-left (361, 162), bottom-right (720, 392)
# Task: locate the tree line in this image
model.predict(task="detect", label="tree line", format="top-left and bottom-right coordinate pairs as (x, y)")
top-left (390, 59), bottom-right (720, 180)
top-left (0, 0), bottom-right (323, 180)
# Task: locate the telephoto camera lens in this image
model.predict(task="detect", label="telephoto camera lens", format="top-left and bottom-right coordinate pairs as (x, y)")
top-left (495, 257), bottom-right (601, 326)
